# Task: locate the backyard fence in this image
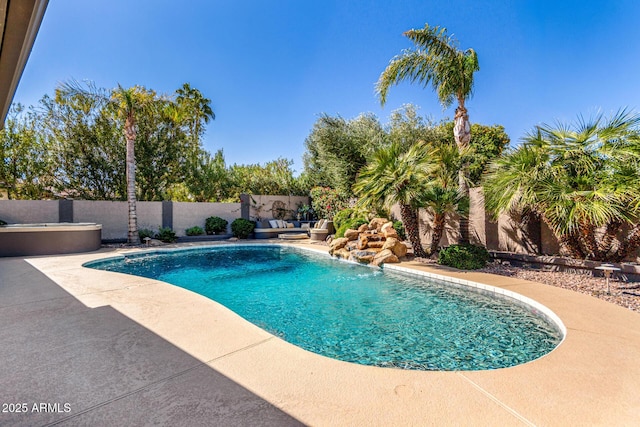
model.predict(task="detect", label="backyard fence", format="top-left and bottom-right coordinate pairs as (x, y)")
top-left (0, 194), bottom-right (309, 242)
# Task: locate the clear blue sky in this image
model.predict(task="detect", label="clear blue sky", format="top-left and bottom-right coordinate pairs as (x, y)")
top-left (13, 0), bottom-right (640, 173)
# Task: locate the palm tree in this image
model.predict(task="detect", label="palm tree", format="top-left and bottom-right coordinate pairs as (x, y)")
top-left (483, 110), bottom-right (640, 261)
top-left (175, 83), bottom-right (215, 141)
top-left (56, 81), bottom-right (158, 244)
top-left (376, 23), bottom-right (479, 243)
top-left (417, 142), bottom-right (467, 255)
top-left (354, 142), bottom-right (432, 258)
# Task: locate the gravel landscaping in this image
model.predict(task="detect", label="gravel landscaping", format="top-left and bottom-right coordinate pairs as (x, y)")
top-left (477, 262), bottom-right (640, 313)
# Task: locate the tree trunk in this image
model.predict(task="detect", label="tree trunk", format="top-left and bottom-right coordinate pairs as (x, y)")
top-left (125, 114), bottom-right (140, 245)
top-left (428, 212), bottom-right (446, 256)
top-left (454, 100), bottom-right (471, 244)
top-left (579, 222), bottom-right (600, 260)
top-left (400, 203), bottom-right (427, 258)
top-left (614, 224), bottom-right (640, 262)
top-left (598, 220), bottom-right (621, 260)
top-left (558, 232), bottom-right (584, 259)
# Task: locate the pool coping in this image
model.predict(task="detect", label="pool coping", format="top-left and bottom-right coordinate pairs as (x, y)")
top-left (22, 241), bottom-right (640, 425)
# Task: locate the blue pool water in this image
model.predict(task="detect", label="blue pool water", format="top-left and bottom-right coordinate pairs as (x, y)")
top-left (86, 245), bottom-right (563, 371)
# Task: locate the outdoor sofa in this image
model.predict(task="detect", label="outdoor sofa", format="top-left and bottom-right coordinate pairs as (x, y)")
top-left (253, 220), bottom-right (313, 239)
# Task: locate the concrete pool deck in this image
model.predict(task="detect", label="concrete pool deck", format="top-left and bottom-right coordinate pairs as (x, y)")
top-left (2, 241), bottom-right (640, 425)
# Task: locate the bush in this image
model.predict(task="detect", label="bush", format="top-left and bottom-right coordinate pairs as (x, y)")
top-left (332, 208), bottom-right (354, 231)
top-left (393, 221), bottom-right (407, 241)
top-left (186, 226), bottom-right (204, 236)
top-left (438, 244), bottom-right (491, 270)
top-left (0, 219), bottom-right (6, 226)
top-left (309, 186), bottom-right (347, 220)
top-left (155, 227), bottom-right (177, 243)
top-left (138, 228), bottom-right (154, 240)
top-left (335, 218), bottom-right (368, 238)
top-left (205, 216), bottom-right (228, 234)
top-left (231, 218), bottom-right (255, 239)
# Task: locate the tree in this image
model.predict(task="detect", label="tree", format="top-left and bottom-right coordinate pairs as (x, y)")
top-left (376, 23), bottom-right (479, 243)
top-left (0, 104), bottom-right (53, 199)
top-left (483, 110), bottom-right (640, 262)
top-left (440, 122), bottom-right (509, 185)
top-left (40, 93), bottom-right (126, 200)
top-left (227, 158), bottom-right (307, 200)
top-left (354, 142), bottom-right (433, 258)
top-left (302, 113), bottom-right (385, 196)
top-left (175, 83), bottom-right (215, 183)
top-left (56, 81), bottom-right (159, 244)
top-left (416, 142), bottom-right (467, 255)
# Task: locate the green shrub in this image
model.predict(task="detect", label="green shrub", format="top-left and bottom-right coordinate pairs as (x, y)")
top-left (155, 227), bottom-right (177, 243)
top-left (231, 218), bottom-right (255, 239)
top-left (309, 186), bottom-right (347, 220)
top-left (205, 216), bottom-right (228, 234)
top-left (332, 208), bottom-right (353, 230)
top-left (185, 226), bottom-right (204, 236)
top-left (335, 218), bottom-right (368, 237)
top-left (393, 221), bottom-right (407, 241)
top-left (438, 244), bottom-right (490, 270)
top-left (0, 219), bottom-right (6, 226)
top-left (138, 228), bottom-right (154, 240)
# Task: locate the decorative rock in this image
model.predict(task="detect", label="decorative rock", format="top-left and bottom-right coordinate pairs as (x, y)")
top-left (329, 237), bottom-right (349, 250)
top-left (333, 248), bottom-right (351, 260)
top-left (382, 237), bottom-right (408, 258)
top-left (380, 221), bottom-right (394, 233)
top-left (366, 234), bottom-right (386, 242)
top-left (357, 235), bottom-right (369, 250)
top-left (327, 216), bottom-right (406, 266)
top-left (329, 237), bottom-right (349, 251)
top-left (357, 223), bottom-right (370, 233)
top-left (382, 237), bottom-right (398, 250)
top-left (371, 249), bottom-right (399, 266)
top-left (383, 228), bottom-right (398, 239)
top-left (392, 241), bottom-right (408, 258)
top-left (369, 218), bottom-right (388, 231)
top-left (350, 250), bottom-right (377, 264)
top-left (367, 241), bottom-right (385, 249)
top-left (344, 229), bottom-right (359, 241)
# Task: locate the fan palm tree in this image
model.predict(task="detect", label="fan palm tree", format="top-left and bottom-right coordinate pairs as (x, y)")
top-left (354, 142), bottom-right (433, 257)
top-left (417, 142), bottom-right (467, 255)
top-left (56, 81), bottom-right (159, 244)
top-left (483, 110), bottom-right (640, 261)
top-left (376, 23), bottom-right (479, 243)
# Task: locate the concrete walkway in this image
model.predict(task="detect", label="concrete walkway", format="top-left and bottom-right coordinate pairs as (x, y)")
top-left (0, 257), bottom-right (302, 426)
top-left (3, 242), bottom-right (640, 426)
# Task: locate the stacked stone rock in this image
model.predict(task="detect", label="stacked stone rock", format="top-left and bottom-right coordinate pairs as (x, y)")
top-left (328, 217), bottom-right (408, 266)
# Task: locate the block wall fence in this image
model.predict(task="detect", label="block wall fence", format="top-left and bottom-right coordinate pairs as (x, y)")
top-left (0, 190), bottom-right (560, 252)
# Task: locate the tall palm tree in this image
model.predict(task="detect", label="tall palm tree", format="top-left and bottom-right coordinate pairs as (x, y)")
top-left (354, 142), bottom-right (432, 258)
top-left (483, 110), bottom-right (640, 261)
top-left (175, 83), bottom-right (215, 144)
top-left (56, 81), bottom-right (158, 244)
top-left (376, 23), bottom-right (479, 243)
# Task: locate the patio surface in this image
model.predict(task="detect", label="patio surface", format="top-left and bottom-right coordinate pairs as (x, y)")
top-left (2, 241), bottom-right (640, 426)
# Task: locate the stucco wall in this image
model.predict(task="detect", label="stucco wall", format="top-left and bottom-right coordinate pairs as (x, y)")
top-left (172, 202), bottom-right (240, 235)
top-left (247, 195), bottom-right (309, 221)
top-left (0, 200), bottom-right (58, 223)
top-left (74, 201), bottom-right (163, 241)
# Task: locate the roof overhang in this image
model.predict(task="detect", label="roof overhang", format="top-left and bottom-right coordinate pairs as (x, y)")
top-left (0, 0), bottom-right (48, 124)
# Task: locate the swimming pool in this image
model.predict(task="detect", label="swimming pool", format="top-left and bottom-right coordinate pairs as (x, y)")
top-left (86, 245), bottom-right (564, 371)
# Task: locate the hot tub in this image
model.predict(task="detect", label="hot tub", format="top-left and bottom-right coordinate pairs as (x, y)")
top-left (0, 223), bottom-right (102, 257)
